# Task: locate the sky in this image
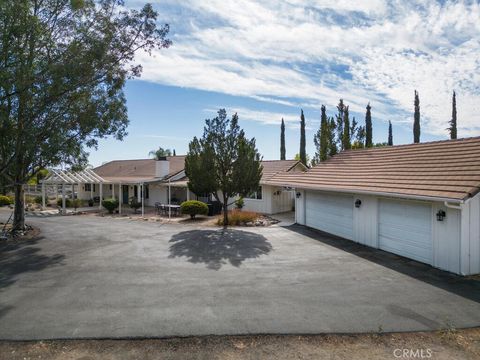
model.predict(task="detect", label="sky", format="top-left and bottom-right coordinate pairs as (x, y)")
top-left (88, 0), bottom-right (480, 166)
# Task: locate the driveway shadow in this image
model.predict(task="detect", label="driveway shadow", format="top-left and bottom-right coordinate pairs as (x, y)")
top-left (284, 224), bottom-right (480, 304)
top-left (0, 236), bottom-right (65, 290)
top-left (168, 229), bottom-right (272, 270)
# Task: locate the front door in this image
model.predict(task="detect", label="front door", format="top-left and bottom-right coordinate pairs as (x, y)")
top-left (122, 185), bottom-right (129, 204)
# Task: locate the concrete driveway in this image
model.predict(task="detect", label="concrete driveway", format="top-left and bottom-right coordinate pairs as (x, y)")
top-left (0, 213), bottom-right (479, 340)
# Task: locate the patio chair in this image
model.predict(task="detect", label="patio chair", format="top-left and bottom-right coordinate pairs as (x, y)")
top-left (154, 202), bottom-right (161, 215)
top-left (160, 204), bottom-right (167, 216)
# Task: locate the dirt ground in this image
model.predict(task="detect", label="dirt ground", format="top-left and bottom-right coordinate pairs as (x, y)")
top-left (0, 328), bottom-right (479, 360)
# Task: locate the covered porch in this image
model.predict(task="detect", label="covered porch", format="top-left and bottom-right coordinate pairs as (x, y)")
top-left (41, 169), bottom-right (149, 216)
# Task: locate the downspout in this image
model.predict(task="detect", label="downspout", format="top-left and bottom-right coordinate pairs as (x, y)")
top-left (444, 195), bottom-right (474, 210)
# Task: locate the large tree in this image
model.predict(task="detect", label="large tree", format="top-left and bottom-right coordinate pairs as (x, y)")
top-left (299, 110), bottom-right (306, 165)
top-left (280, 118), bottom-right (286, 160)
top-left (413, 90), bottom-right (421, 143)
top-left (327, 117), bottom-right (337, 157)
top-left (185, 109), bottom-right (262, 225)
top-left (449, 90), bottom-right (457, 139)
top-left (342, 106), bottom-right (351, 150)
top-left (149, 147), bottom-right (172, 159)
top-left (313, 105), bottom-right (329, 164)
top-left (365, 103), bottom-right (373, 147)
top-left (350, 117), bottom-right (366, 149)
top-left (388, 120), bottom-right (393, 146)
top-left (335, 99), bottom-right (346, 150)
top-left (0, 0), bottom-right (171, 230)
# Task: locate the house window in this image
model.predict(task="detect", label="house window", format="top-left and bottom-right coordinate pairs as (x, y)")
top-left (246, 186), bottom-right (262, 200)
top-left (93, 184), bottom-right (96, 192)
top-left (109, 184), bottom-right (112, 190)
top-left (85, 183), bottom-right (92, 191)
top-left (144, 185), bottom-right (149, 199)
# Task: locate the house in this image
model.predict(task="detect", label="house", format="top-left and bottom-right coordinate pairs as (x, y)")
top-left (266, 137), bottom-right (480, 276)
top-left (240, 160), bottom-right (306, 214)
top-left (70, 157), bottom-right (305, 215)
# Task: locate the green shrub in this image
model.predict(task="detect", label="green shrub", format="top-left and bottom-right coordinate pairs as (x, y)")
top-left (235, 197), bottom-right (244, 209)
top-left (25, 195), bottom-right (36, 204)
top-left (34, 195), bottom-right (43, 204)
top-left (217, 210), bottom-right (259, 226)
top-left (102, 198), bottom-right (119, 214)
top-left (0, 195), bottom-right (13, 206)
top-left (129, 197), bottom-right (142, 214)
top-left (57, 198), bottom-right (72, 208)
top-left (180, 200), bottom-right (208, 219)
top-left (71, 198), bottom-right (82, 211)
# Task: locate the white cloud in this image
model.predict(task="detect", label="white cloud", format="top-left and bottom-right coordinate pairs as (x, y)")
top-left (137, 0), bottom-right (480, 137)
top-left (203, 106), bottom-right (304, 128)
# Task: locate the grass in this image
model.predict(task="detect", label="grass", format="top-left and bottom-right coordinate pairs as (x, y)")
top-left (217, 209), bottom-right (259, 226)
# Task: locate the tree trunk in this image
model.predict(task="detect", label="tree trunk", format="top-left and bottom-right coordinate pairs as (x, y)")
top-left (223, 194), bottom-right (228, 226)
top-left (13, 183), bottom-right (25, 231)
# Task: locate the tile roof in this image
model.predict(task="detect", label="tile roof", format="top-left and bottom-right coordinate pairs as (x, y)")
top-left (94, 157), bottom-right (303, 185)
top-left (265, 137), bottom-right (480, 202)
top-left (260, 160), bottom-right (304, 182)
top-left (94, 156), bottom-right (186, 183)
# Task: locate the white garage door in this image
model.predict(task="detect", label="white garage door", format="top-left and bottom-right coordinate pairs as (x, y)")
top-left (305, 191), bottom-right (354, 240)
top-left (378, 199), bottom-right (432, 264)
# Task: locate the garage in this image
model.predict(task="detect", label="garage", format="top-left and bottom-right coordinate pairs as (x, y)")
top-left (305, 191), bottom-right (353, 240)
top-left (378, 199), bottom-right (433, 265)
top-left (266, 137), bottom-right (480, 275)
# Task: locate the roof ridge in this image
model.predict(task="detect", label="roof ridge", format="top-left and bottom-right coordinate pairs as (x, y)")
top-left (341, 136), bottom-right (480, 154)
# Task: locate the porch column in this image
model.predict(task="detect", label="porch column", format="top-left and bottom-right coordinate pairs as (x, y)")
top-left (141, 183), bottom-right (144, 217)
top-left (168, 180), bottom-right (171, 219)
top-left (99, 183), bottom-right (103, 210)
top-left (62, 183), bottom-right (66, 214)
top-left (119, 183), bottom-right (122, 214)
top-left (186, 188), bottom-right (190, 201)
top-left (90, 184), bottom-right (93, 199)
top-left (41, 182), bottom-right (46, 210)
top-left (137, 185), bottom-right (141, 202)
top-left (112, 183), bottom-right (115, 200)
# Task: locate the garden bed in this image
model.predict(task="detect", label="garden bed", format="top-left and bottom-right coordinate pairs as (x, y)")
top-left (216, 210), bottom-right (279, 227)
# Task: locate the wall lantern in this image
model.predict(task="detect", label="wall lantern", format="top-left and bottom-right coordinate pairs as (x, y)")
top-left (296, 192), bottom-right (302, 198)
top-left (355, 199), bottom-right (362, 208)
top-left (436, 210), bottom-right (446, 221)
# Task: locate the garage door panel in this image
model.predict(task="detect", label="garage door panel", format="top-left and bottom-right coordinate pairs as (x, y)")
top-left (379, 199), bottom-right (432, 265)
top-left (305, 191), bottom-right (354, 240)
top-left (378, 224), bottom-right (431, 245)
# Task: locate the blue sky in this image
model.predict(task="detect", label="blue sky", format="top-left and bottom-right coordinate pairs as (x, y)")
top-left (88, 0), bottom-right (480, 166)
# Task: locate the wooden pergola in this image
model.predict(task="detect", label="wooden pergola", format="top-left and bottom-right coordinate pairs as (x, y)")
top-left (41, 169), bottom-right (106, 214)
top-left (42, 169), bottom-right (147, 216)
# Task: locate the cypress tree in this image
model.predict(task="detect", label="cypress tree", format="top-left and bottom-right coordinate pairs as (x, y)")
top-left (328, 117), bottom-right (337, 157)
top-left (313, 105), bottom-right (329, 164)
top-left (449, 90), bottom-right (457, 139)
top-left (280, 118), bottom-right (286, 160)
top-left (299, 109), bottom-right (307, 165)
top-left (320, 106), bottom-right (328, 161)
top-left (173, 149), bottom-right (176, 156)
top-left (336, 99), bottom-right (345, 150)
top-left (342, 106), bottom-right (351, 150)
top-left (365, 102), bottom-right (373, 147)
top-left (388, 120), bottom-right (393, 146)
top-left (413, 90), bottom-right (420, 143)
